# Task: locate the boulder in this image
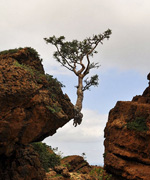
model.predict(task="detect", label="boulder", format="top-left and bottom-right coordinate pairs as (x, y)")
top-left (104, 73), bottom-right (150, 180)
top-left (0, 145), bottom-right (45, 180)
top-left (61, 155), bottom-right (91, 173)
top-left (0, 48), bottom-right (74, 180)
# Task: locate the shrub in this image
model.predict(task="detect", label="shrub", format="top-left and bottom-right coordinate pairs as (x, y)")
top-left (25, 47), bottom-right (41, 59)
top-left (0, 47), bottom-right (23, 55)
top-left (31, 142), bottom-right (61, 172)
top-left (90, 167), bottom-right (112, 180)
top-left (126, 117), bottom-right (149, 132)
top-left (0, 47), bottom-right (42, 61)
top-left (45, 74), bottom-right (65, 100)
top-left (14, 61), bottom-right (35, 75)
top-left (45, 74), bottom-right (65, 88)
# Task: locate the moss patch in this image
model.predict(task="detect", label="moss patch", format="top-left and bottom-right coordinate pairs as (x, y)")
top-left (126, 117), bottom-right (149, 132)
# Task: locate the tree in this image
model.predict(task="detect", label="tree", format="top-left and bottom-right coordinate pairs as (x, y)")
top-left (44, 29), bottom-right (112, 126)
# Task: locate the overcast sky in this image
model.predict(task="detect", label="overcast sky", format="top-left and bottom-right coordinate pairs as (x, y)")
top-left (1, 0), bottom-right (150, 165)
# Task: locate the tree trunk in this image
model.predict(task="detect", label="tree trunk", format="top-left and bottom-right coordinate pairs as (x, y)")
top-left (73, 76), bottom-right (84, 126)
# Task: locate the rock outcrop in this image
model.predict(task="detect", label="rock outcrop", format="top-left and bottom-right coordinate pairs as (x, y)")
top-left (61, 155), bottom-right (91, 173)
top-left (104, 73), bottom-right (150, 180)
top-left (45, 155), bottom-right (103, 180)
top-left (0, 48), bottom-right (74, 180)
top-left (0, 145), bottom-right (45, 180)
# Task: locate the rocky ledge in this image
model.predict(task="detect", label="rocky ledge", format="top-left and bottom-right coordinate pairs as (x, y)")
top-left (0, 48), bottom-right (74, 180)
top-left (104, 73), bottom-right (150, 180)
top-left (45, 155), bottom-right (111, 180)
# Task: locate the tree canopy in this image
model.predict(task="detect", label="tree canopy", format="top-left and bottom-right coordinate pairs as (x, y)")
top-left (44, 29), bottom-right (112, 126)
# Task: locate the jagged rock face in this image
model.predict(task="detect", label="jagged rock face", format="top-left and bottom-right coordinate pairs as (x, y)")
top-left (104, 73), bottom-right (150, 180)
top-left (0, 145), bottom-right (45, 180)
top-left (61, 155), bottom-right (91, 173)
top-left (0, 48), bottom-right (74, 180)
top-left (45, 155), bottom-right (93, 180)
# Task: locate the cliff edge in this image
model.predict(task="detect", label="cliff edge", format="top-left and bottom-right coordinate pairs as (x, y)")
top-left (104, 73), bottom-right (150, 180)
top-left (0, 48), bottom-right (74, 180)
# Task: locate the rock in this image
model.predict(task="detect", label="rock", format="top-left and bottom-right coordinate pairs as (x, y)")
top-left (0, 47), bottom-right (74, 156)
top-left (61, 155), bottom-right (91, 173)
top-left (0, 48), bottom-right (74, 180)
top-left (54, 165), bottom-right (70, 178)
top-left (104, 73), bottom-right (150, 180)
top-left (148, 73), bottom-right (150, 80)
top-left (45, 168), bottom-right (57, 179)
top-left (69, 172), bottom-right (93, 180)
top-left (0, 145), bottom-right (45, 180)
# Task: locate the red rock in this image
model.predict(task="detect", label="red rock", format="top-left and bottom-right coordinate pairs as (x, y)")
top-left (61, 155), bottom-right (91, 173)
top-left (0, 48), bottom-right (74, 180)
top-left (104, 73), bottom-right (150, 180)
top-left (0, 145), bottom-right (45, 180)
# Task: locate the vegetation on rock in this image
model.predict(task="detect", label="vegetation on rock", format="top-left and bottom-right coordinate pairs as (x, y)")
top-left (45, 73), bottom-right (65, 89)
top-left (0, 47), bottom-right (74, 180)
top-left (32, 142), bottom-right (61, 172)
top-left (0, 47), bottom-right (41, 60)
top-left (104, 76), bottom-right (150, 180)
top-left (126, 117), bottom-right (149, 132)
top-left (90, 167), bottom-right (112, 180)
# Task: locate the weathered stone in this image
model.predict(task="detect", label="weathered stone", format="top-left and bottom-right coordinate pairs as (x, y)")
top-left (104, 73), bottom-right (150, 180)
top-left (0, 48), bottom-right (74, 180)
top-left (61, 155), bottom-right (91, 173)
top-left (0, 145), bottom-right (45, 180)
top-left (54, 165), bottom-right (70, 178)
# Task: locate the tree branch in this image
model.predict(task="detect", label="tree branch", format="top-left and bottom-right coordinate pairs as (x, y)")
top-left (55, 44), bottom-right (74, 71)
top-left (83, 40), bottom-right (99, 77)
top-left (76, 57), bottom-right (85, 76)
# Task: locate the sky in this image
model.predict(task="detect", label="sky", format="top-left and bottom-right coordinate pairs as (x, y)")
top-left (0, 0), bottom-right (150, 165)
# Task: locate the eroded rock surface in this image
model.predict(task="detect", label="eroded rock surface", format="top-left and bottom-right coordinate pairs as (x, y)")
top-left (45, 155), bottom-right (95, 180)
top-left (0, 145), bottom-right (45, 180)
top-left (0, 48), bottom-right (74, 180)
top-left (104, 73), bottom-right (150, 180)
top-left (61, 155), bottom-right (91, 173)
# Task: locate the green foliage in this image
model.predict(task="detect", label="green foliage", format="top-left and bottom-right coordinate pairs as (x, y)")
top-left (14, 61), bottom-right (65, 97)
top-left (44, 31), bottom-right (111, 126)
top-left (44, 30), bottom-right (111, 91)
top-left (90, 168), bottom-right (112, 180)
top-left (103, 152), bottom-right (107, 159)
top-left (14, 61), bottom-right (35, 75)
top-left (31, 142), bottom-right (61, 172)
top-left (25, 47), bottom-right (41, 59)
top-left (0, 47), bottom-right (42, 61)
top-left (83, 74), bottom-right (99, 91)
top-left (0, 47), bottom-right (23, 55)
top-left (46, 104), bottom-right (62, 114)
top-left (45, 74), bottom-right (65, 89)
top-left (45, 74), bottom-right (65, 101)
top-left (126, 117), bottom-right (149, 132)
top-left (44, 29), bottom-right (111, 64)
top-left (14, 61), bottom-right (45, 84)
